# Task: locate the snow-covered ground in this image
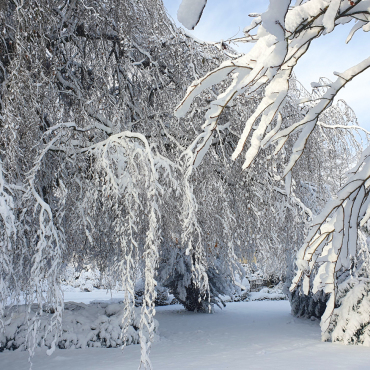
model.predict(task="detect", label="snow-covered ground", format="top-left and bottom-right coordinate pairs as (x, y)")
top-left (62, 285), bottom-right (125, 304)
top-left (2, 299), bottom-right (370, 369)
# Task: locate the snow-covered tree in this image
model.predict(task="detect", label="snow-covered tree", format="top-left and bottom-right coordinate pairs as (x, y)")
top-left (0, 0), bottom-right (288, 363)
top-left (176, 0), bottom-right (370, 344)
top-left (1, 0), bottom-right (368, 366)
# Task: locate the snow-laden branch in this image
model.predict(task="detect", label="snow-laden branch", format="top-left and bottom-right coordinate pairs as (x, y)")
top-left (25, 134), bottom-right (65, 357)
top-left (290, 145), bottom-right (370, 336)
top-left (176, 0), bottom-right (369, 174)
top-left (271, 56), bottom-right (370, 178)
top-left (177, 0), bottom-right (207, 30)
top-left (0, 161), bottom-right (16, 331)
top-left (78, 131), bottom-right (181, 367)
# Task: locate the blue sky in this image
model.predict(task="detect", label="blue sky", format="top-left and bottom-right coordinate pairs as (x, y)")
top-left (162, 0), bottom-right (370, 131)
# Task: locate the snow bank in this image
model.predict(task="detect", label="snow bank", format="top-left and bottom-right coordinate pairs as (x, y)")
top-left (0, 302), bottom-right (158, 352)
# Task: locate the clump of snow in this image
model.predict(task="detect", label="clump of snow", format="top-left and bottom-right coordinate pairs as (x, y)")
top-left (228, 273), bottom-right (251, 302)
top-left (177, 0), bottom-right (207, 30)
top-left (0, 302), bottom-right (158, 352)
top-left (105, 303), bottom-right (122, 317)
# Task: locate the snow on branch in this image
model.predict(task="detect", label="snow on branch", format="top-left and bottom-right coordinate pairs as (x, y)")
top-left (80, 131), bottom-right (180, 367)
top-left (0, 161), bottom-right (16, 331)
top-left (290, 145), bottom-right (370, 336)
top-left (177, 0), bottom-right (207, 30)
top-left (25, 133), bottom-right (66, 357)
top-left (272, 57), bottom-right (370, 179)
top-left (176, 0), bottom-right (370, 176)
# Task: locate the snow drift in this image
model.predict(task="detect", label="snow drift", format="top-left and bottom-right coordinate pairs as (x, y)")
top-left (0, 302), bottom-right (158, 352)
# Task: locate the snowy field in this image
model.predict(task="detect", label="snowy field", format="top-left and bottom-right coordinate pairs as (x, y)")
top-left (2, 299), bottom-right (370, 369)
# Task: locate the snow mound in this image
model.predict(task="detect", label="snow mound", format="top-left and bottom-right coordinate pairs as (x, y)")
top-left (245, 283), bottom-right (287, 302)
top-left (222, 281), bottom-right (287, 303)
top-left (0, 302), bottom-right (158, 352)
top-left (247, 288), bottom-right (287, 301)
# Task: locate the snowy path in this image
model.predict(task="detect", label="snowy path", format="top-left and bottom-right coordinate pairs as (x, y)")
top-left (2, 301), bottom-right (370, 369)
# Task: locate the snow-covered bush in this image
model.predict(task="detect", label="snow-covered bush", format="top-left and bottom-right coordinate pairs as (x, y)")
top-left (290, 289), bottom-right (329, 320)
top-left (328, 277), bottom-right (370, 345)
top-left (159, 256), bottom-right (240, 312)
top-left (0, 302), bottom-right (157, 352)
top-left (319, 231), bottom-right (370, 344)
top-left (291, 158), bottom-right (370, 340)
top-left (134, 279), bottom-right (174, 307)
top-left (62, 265), bottom-right (103, 292)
